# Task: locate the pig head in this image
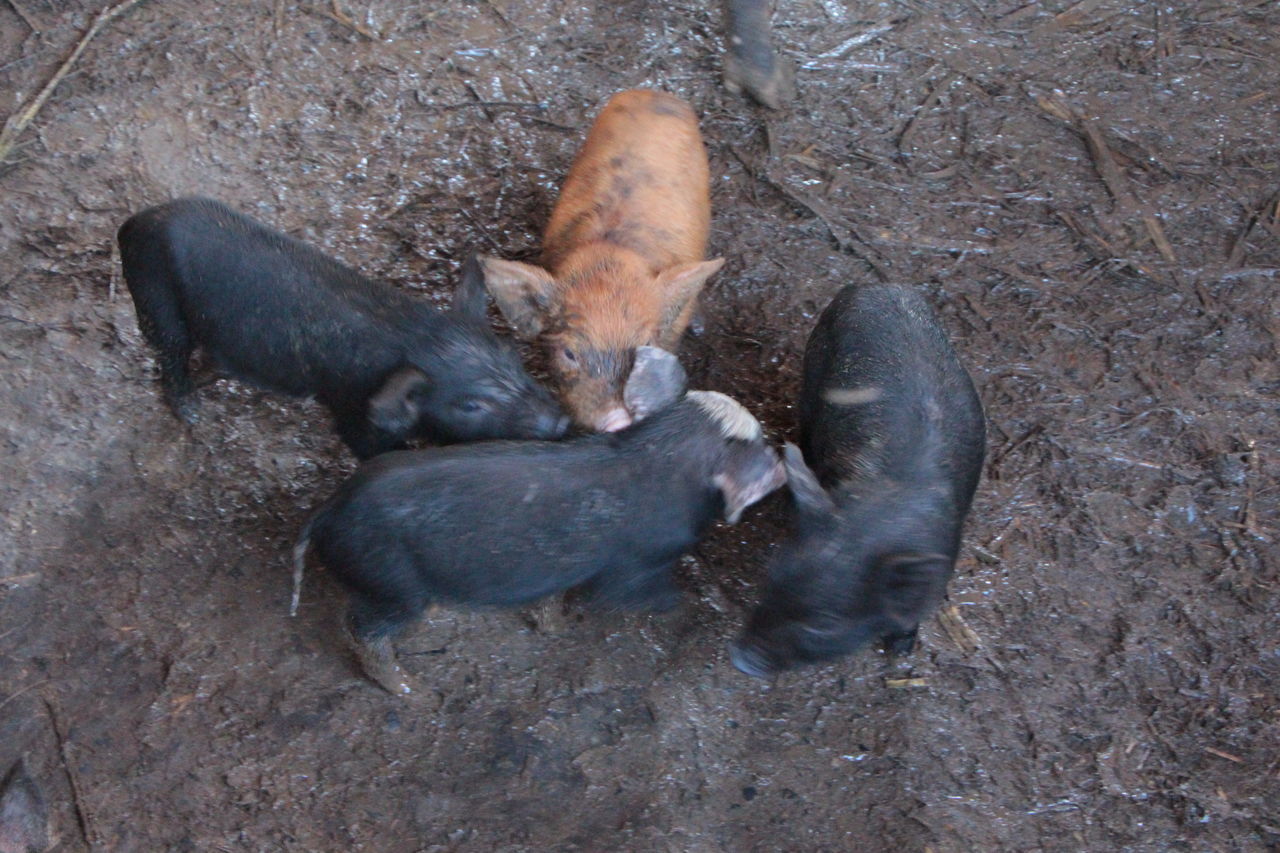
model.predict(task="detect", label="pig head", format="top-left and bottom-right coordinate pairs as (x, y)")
top-left (479, 253), bottom-right (722, 431)
top-left (730, 443), bottom-right (954, 678)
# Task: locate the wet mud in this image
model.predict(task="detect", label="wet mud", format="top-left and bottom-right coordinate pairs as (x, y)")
top-left (2, 0), bottom-right (1278, 849)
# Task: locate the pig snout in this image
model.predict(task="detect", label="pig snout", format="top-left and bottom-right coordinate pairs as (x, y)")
top-left (594, 406), bottom-right (633, 433)
top-left (729, 638), bottom-right (777, 679)
top-left (588, 346), bottom-right (691, 433)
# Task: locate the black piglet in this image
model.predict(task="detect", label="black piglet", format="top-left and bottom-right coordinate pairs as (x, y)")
top-left (294, 347), bottom-right (787, 696)
top-left (117, 197), bottom-right (568, 458)
top-left (732, 283), bottom-right (986, 677)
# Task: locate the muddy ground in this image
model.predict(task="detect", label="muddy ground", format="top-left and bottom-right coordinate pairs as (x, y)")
top-left (1, 0), bottom-right (1278, 850)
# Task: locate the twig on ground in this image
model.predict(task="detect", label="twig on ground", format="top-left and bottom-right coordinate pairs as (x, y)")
top-left (0, 0), bottom-right (149, 163)
top-left (1078, 118), bottom-right (1177, 266)
top-left (1203, 746), bottom-right (1244, 763)
top-left (419, 100), bottom-right (547, 113)
top-left (989, 422), bottom-right (1045, 469)
top-left (1031, 89), bottom-right (1178, 270)
top-left (1239, 440), bottom-right (1270, 541)
top-left (729, 146), bottom-right (891, 280)
top-left (937, 605), bottom-right (982, 654)
top-left (4, 0), bottom-right (40, 32)
top-left (454, 203), bottom-right (501, 252)
top-left (815, 15), bottom-right (902, 59)
top-left (478, 0), bottom-right (511, 29)
top-left (527, 116), bottom-right (577, 132)
top-left (813, 0), bottom-right (847, 23)
top-left (896, 71), bottom-right (957, 164)
top-left (307, 0), bottom-right (378, 40)
top-left (1045, 0), bottom-right (1108, 30)
top-left (41, 692), bottom-right (97, 848)
top-left (1052, 209), bottom-right (1157, 281)
top-left (1227, 188), bottom-right (1280, 268)
top-left (0, 678), bottom-right (46, 713)
top-left (464, 82), bottom-right (495, 123)
top-left (870, 227), bottom-right (993, 255)
top-left (995, 2), bottom-right (1042, 25)
top-left (108, 239), bottom-right (120, 302)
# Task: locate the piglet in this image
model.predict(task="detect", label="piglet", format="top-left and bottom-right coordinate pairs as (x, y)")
top-left (118, 197), bottom-right (568, 459)
top-left (480, 89), bottom-right (724, 433)
top-left (732, 284), bottom-right (985, 677)
top-left (293, 347), bottom-right (785, 695)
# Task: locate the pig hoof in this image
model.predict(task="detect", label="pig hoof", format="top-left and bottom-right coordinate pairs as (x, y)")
top-left (352, 636), bottom-right (421, 697)
top-left (729, 640), bottom-right (775, 679)
top-left (167, 396), bottom-right (199, 425)
top-left (363, 657), bottom-right (421, 697)
top-left (523, 597), bottom-right (568, 634)
top-left (883, 629), bottom-right (919, 657)
top-left (723, 52), bottom-right (795, 110)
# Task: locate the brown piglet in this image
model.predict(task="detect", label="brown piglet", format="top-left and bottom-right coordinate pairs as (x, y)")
top-left (481, 89), bottom-right (724, 432)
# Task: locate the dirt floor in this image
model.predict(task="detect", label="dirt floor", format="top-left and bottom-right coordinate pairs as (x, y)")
top-left (2, 0), bottom-right (1278, 849)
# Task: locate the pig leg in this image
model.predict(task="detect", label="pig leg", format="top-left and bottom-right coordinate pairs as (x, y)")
top-left (130, 285), bottom-right (198, 422)
top-left (723, 0), bottom-right (795, 109)
top-left (345, 596), bottom-right (423, 696)
top-left (883, 627), bottom-right (919, 656)
top-left (332, 406), bottom-right (399, 460)
top-left (582, 565), bottom-right (680, 612)
top-left (522, 595), bottom-right (568, 634)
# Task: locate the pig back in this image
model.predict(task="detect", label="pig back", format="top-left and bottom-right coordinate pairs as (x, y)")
top-left (542, 89), bottom-right (712, 272)
top-left (154, 200), bottom-right (431, 397)
top-left (799, 284), bottom-right (985, 502)
top-left (314, 439), bottom-right (716, 607)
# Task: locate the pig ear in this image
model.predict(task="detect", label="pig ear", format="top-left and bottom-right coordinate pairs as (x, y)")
top-left (653, 258), bottom-right (724, 338)
top-left (478, 256), bottom-right (558, 339)
top-left (368, 366), bottom-right (431, 437)
top-left (714, 447), bottom-right (787, 524)
top-left (873, 552), bottom-right (952, 631)
top-left (451, 254), bottom-right (490, 321)
top-left (782, 442), bottom-right (836, 517)
top-left (623, 346), bottom-right (687, 421)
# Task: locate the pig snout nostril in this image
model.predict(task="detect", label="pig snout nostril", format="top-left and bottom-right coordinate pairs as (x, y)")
top-left (595, 408), bottom-right (633, 433)
top-left (729, 640), bottom-right (774, 679)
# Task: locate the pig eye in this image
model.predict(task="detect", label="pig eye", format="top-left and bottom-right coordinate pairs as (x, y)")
top-left (454, 399), bottom-right (484, 414)
top-left (561, 348), bottom-right (578, 364)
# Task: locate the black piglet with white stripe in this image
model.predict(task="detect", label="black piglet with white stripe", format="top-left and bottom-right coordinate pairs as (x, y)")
top-left (732, 284), bottom-right (986, 677)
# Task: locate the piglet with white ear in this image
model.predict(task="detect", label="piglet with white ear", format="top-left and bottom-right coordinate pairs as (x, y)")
top-left (293, 347), bottom-right (785, 695)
